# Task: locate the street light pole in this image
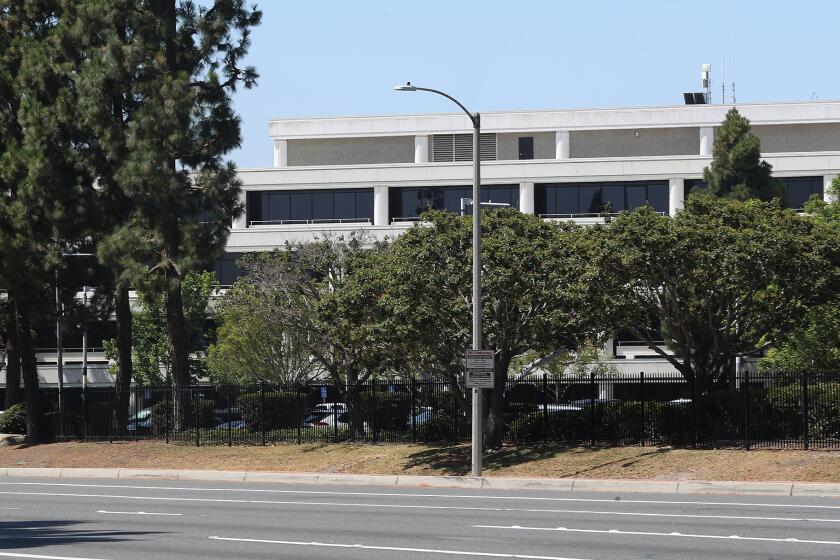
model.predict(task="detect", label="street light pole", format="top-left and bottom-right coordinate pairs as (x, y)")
top-left (394, 82), bottom-right (484, 476)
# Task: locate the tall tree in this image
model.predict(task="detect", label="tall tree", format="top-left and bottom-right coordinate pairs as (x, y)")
top-left (2, 308), bottom-right (22, 408)
top-left (0, 1), bottom-right (94, 440)
top-left (85, 1), bottom-right (260, 426)
top-left (603, 196), bottom-right (840, 392)
top-left (702, 108), bottom-right (785, 202)
top-left (380, 209), bottom-right (609, 448)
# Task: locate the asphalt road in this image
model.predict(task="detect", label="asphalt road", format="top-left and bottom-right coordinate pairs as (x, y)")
top-left (0, 477), bottom-right (839, 559)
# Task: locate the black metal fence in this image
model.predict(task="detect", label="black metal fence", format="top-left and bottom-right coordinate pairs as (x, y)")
top-left (36, 371), bottom-right (840, 449)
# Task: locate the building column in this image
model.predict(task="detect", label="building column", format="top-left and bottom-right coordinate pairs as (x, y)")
top-left (555, 130), bottom-right (570, 159)
top-left (233, 189), bottom-right (248, 229)
top-left (699, 127), bottom-right (714, 156)
top-left (668, 178), bottom-right (685, 217)
top-left (273, 139), bottom-right (288, 168)
top-left (519, 182), bottom-right (535, 214)
top-left (824, 174), bottom-right (837, 203)
top-left (414, 135), bottom-right (429, 163)
top-left (373, 186), bottom-right (389, 226)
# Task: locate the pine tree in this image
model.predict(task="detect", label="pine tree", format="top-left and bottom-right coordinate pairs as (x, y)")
top-left (702, 108), bottom-right (785, 202)
top-left (0, 1), bottom-right (95, 441)
top-left (98, 1), bottom-right (260, 426)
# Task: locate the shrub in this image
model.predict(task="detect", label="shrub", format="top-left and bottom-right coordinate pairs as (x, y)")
top-left (0, 403), bottom-right (26, 434)
top-left (360, 391), bottom-right (412, 432)
top-left (150, 399), bottom-right (215, 435)
top-left (417, 413), bottom-right (457, 442)
top-left (237, 391), bottom-right (300, 431)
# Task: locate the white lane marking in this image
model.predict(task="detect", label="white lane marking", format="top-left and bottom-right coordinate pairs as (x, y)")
top-left (208, 535), bottom-right (592, 560)
top-left (474, 524), bottom-right (840, 546)
top-left (97, 510), bottom-right (182, 516)
top-left (0, 553), bottom-right (112, 560)
top-left (4, 491), bottom-right (840, 523)
top-left (0, 481), bottom-right (836, 511)
top-left (0, 507), bottom-right (21, 510)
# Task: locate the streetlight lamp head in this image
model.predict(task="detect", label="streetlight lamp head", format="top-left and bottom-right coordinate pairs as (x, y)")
top-left (394, 82), bottom-right (416, 92)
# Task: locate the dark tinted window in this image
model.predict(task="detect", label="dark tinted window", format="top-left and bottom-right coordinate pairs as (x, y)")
top-left (781, 176), bottom-right (823, 209)
top-left (247, 189), bottom-right (374, 225)
top-left (518, 136), bottom-right (534, 160)
top-left (214, 252), bottom-right (247, 287)
top-left (684, 179), bottom-right (707, 199)
top-left (535, 181), bottom-right (669, 216)
top-left (389, 184), bottom-right (519, 220)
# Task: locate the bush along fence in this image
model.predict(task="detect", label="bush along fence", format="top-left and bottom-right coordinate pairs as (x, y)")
top-left (21, 371), bottom-right (840, 449)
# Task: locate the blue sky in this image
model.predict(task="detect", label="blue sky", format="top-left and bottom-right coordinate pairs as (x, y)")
top-left (229, 0), bottom-right (839, 168)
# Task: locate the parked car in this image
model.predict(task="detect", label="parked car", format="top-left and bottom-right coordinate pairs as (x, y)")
top-left (303, 410), bottom-right (350, 428)
top-left (126, 407), bottom-right (153, 432)
top-left (214, 419), bottom-right (246, 430)
top-left (406, 407), bottom-right (433, 427)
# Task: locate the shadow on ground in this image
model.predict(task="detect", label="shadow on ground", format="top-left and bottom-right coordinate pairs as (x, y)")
top-left (405, 445), bottom-right (672, 477)
top-left (0, 520), bottom-right (161, 550)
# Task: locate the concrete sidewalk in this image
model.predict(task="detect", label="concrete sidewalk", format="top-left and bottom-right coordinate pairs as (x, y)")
top-left (1, 466), bottom-right (839, 497)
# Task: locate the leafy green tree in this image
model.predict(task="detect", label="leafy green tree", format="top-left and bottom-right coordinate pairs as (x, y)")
top-left (702, 108), bottom-right (785, 202)
top-left (208, 254), bottom-right (319, 386)
top-left (603, 195), bottom-right (840, 392)
top-left (1, 306), bottom-right (22, 409)
top-left (104, 271), bottom-right (218, 388)
top-left (760, 180), bottom-right (840, 373)
top-left (245, 236), bottom-right (391, 437)
top-left (380, 209), bottom-right (609, 448)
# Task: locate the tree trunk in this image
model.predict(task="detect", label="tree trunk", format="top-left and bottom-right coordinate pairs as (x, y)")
top-left (112, 284), bottom-right (132, 435)
top-left (14, 300), bottom-right (41, 442)
top-left (483, 354), bottom-right (511, 449)
top-left (161, 0), bottom-right (191, 430)
top-left (165, 273), bottom-right (191, 428)
top-left (4, 310), bottom-right (22, 408)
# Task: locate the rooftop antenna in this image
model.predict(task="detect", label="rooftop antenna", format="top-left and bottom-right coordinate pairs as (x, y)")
top-left (721, 57), bottom-right (726, 104)
top-left (702, 64), bottom-right (711, 104)
top-left (731, 56), bottom-right (736, 104)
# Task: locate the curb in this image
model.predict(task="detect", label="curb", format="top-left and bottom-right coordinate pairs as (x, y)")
top-left (1, 467), bottom-right (839, 497)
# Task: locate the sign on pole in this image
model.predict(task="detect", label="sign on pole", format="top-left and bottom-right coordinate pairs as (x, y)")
top-left (465, 350), bottom-right (495, 388)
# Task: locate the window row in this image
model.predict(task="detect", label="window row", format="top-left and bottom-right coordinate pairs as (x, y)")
top-left (246, 189), bottom-right (373, 226)
top-left (388, 185), bottom-right (520, 221)
top-left (684, 176), bottom-right (823, 209)
top-left (536, 181), bottom-right (669, 216)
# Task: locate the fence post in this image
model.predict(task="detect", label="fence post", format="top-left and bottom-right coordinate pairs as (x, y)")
top-left (371, 379), bottom-right (377, 444)
top-left (296, 383), bottom-right (302, 445)
top-left (333, 378), bottom-right (339, 443)
top-left (260, 382), bottom-right (266, 446)
top-left (743, 369), bottom-right (750, 451)
top-left (589, 371), bottom-right (596, 447)
top-left (194, 387), bottom-right (200, 447)
top-left (542, 373), bottom-right (548, 444)
top-left (639, 371), bottom-right (646, 446)
top-left (109, 388), bottom-right (114, 444)
top-left (410, 375), bottom-right (417, 444)
top-left (691, 378), bottom-right (698, 449)
top-left (227, 383), bottom-right (233, 447)
top-left (802, 373), bottom-right (810, 450)
top-left (82, 383), bottom-right (88, 441)
top-left (164, 383), bottom-right (170, 444)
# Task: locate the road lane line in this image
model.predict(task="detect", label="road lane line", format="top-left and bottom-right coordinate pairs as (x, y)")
top-left (0, 507), bottom-right (21, 510)
top-left (1, 481), bottom-right (838, 510)
top-left (208, 535), bottom-right (592, 559)
top-left (0, 553), bottom-right (112, 560)
top-left (97, 510), bottom-right (182, 516)
top-left (473, 524), bottom-right (840, 546)
top-left (4, 491), bottom-right (839, 523)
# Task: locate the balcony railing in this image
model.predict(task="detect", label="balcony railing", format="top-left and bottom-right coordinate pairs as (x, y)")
top-left (249, 218), bottom-right (372, 227)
